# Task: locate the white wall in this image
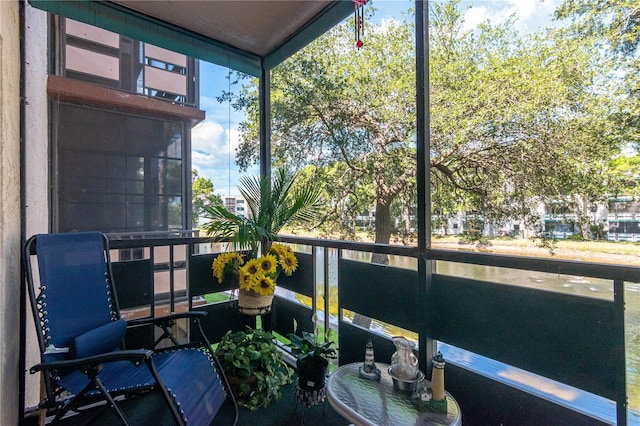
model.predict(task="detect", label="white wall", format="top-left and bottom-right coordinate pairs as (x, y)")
top-left (23, 2), bottom-right (50, 410)
top-left (0, 0), bottom-right (22, 423)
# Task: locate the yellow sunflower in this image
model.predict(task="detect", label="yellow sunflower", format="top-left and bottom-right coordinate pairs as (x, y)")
top-left (270, 243), bottom-right (292, 257)
top-left (258, 254), bottom-right (278, 275)
top-left (239, 270), bottom-right (254, 292)
top-left (242, 258), bottom-right (261, 276)
top-left (212, 252), bottom-right (244, 283)
top-left (252, 274), bottom-right (275, 296)
top-left (279, 252), bottom-right (298, 275)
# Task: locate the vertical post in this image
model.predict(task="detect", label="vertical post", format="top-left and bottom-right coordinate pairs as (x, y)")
top-left (19, 1), bottom-right (27, 420)
top-left (150, 247), bottom-right (156, 318)
top-left (259, 65), bottom-right (272, 330)
top-left (324, 248), bottom-right (331, 343)
top-left (415, 0), bottom-right (435, 375)
top-left (310, 246), bottom-right (318, 335)
top-left (337, 247), bottom-right (343, 366)
top-left (185, 121), bottom-right (193, 230)
top-left (614, 279), bottom-right (627, 426)
top-left (187, 239), bottom-right (194, 313)
top-left (259, 67), bottom-right (271, 179)
top-left (169, 244), bottom-right (175, 313)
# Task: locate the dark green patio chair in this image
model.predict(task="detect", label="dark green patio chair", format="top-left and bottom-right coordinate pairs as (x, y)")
top-left (24, 231), bottom-right (238, 425)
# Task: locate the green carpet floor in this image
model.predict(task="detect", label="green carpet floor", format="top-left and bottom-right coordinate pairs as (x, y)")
top-left (228, 382), bottom-right (350, 426)
top-left (26, 382), bottom-right (350, 426)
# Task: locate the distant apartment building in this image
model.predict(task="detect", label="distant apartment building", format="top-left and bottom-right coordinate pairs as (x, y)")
top-left (430, 197), bottom-right (640, 241)
top-left (607, 197), bottom-right (640, 241)
top-left (223, 196), bottom-right (248, 218)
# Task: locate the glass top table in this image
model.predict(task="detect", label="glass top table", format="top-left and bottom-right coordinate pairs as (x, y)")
top-left (326, 363), bottom-right (461, 426)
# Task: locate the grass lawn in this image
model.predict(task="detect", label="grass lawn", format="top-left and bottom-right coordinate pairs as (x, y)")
top-left (280, 228), bottom-right (640, 265)
top-left (430, 234), bottom-right (640, 265)
top-left (204, 292), bottom-right (233, 304)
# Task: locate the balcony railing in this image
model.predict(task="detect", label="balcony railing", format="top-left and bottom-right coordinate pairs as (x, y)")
top-left (106, 233), bottom-right (637, 426)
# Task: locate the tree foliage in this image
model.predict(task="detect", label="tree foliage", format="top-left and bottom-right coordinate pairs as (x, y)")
top-left (235, 12), bottom-right (417, 244)
top-left (555, 0), bottom-right (640, 184)
top-left (430, 1), bottom-right (622, 238)
top-left (555, 0), bottom-right (640, 55)
top-left (192, 169), bottom-right (222, 227)
top-left (230, 0), bottom-right (631, 242)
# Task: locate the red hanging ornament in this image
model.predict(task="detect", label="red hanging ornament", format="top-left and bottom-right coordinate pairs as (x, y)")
top-left (353, 0), bottom-right (367, 49)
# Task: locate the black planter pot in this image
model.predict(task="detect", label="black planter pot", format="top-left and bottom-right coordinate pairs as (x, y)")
top-left (296, 358), bottom-right (328, 390)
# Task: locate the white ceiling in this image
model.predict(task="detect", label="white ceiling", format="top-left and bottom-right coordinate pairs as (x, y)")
top-left (112, 0), bottom-right (337, 57)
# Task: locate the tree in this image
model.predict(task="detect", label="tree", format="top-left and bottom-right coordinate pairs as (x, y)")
top-left (231, 1), bottom-right (624, 243)
top-left (609, 155), bottom-right (640, 198)
top-left (192, 169), bottom-right (222, 228)
top-left (429, 1), bottom-right (622, 239)
top-left (555, 0), bottom-right (640, 55)
top-left (554, 0), bottom-right (640, 231)
top-left (235, 11), bottom-right (417, 250)
top-left (294, 163), bottom-right (376, 240)
top-left (555, 0), bottom-right (640, 166)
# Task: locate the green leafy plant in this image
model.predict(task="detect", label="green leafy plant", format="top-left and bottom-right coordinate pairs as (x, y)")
top-left (201, 167), bottom-right (322, 255)
top-left (287, 329), bottom-right (337, 390)
top-left (215, 326), bottom-right (293, 410)
top-left (286, 331), bottom-right (337, 366)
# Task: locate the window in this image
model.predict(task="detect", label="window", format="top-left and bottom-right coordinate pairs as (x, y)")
top-left (61, 18), bottom-right (196, 106)
top-left (54, 102), bottom-right (185, 233)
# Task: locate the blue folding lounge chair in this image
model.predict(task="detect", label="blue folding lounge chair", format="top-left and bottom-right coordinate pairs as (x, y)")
top-left (24, 232), bottom-right (238, 425)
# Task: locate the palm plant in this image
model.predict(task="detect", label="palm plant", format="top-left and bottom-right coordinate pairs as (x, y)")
top-left (201, 167), bottom-right (322, 255)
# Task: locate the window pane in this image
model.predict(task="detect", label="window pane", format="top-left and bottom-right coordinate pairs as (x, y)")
top-left (56, 103), bottom-right (185, 232)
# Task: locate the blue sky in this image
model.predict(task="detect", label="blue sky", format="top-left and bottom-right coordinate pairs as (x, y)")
top-left (191, 0), bottom-right (560, 197)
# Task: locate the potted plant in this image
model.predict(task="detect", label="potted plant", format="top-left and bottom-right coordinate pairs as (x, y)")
top-left (287, 330), bottom-right (337, 390)
top-left (205, 167), bottom-right (322, 314)
top-left (215, 326), bottom-right (294, 410)
top-left (202, 167), bottom-right (322, 255)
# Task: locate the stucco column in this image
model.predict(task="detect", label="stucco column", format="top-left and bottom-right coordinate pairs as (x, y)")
top-left (0, 0), bottom-right (22, 424)
top-left (22, 2), bottom-right (50, 412)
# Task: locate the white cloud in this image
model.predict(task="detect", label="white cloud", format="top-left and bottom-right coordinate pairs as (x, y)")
top-left (379, 17), bottom-right (401, 32)
top-left (192, 120), bottom-right (225, 154)
top-left (227, 127), bottom-right (241, 151)
top-left (501, 0), bottom-right (558, 30)
top-left (191, 118), bottom-right (240, 182)
top-left (462, 0), bottom-right (559, 33)
top-left (462, 6), bottom-right (490, 32)
top-left (190, 117), bottom-right (259, 195)
top-left (194, 59), bottom-right (260, 194)
top-left (192, 149), bottom-right (220, 168)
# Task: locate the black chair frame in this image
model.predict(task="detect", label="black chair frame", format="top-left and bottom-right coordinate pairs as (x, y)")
top-left (24, 232), bottom-right (238, 425)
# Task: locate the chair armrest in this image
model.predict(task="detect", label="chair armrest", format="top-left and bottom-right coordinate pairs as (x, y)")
top-left (29, 349), bottom-right (153, 374)
top-left (127, 311), bottom-right (207, 328)
top-left (127, 312), bottom-right (210, 350)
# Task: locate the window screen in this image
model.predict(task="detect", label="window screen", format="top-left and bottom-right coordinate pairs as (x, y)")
top-left (55, 102), bottom-right (184, 233)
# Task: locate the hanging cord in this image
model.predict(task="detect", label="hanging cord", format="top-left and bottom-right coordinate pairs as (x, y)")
top-left (227, 67), bottom-right (232, 198)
